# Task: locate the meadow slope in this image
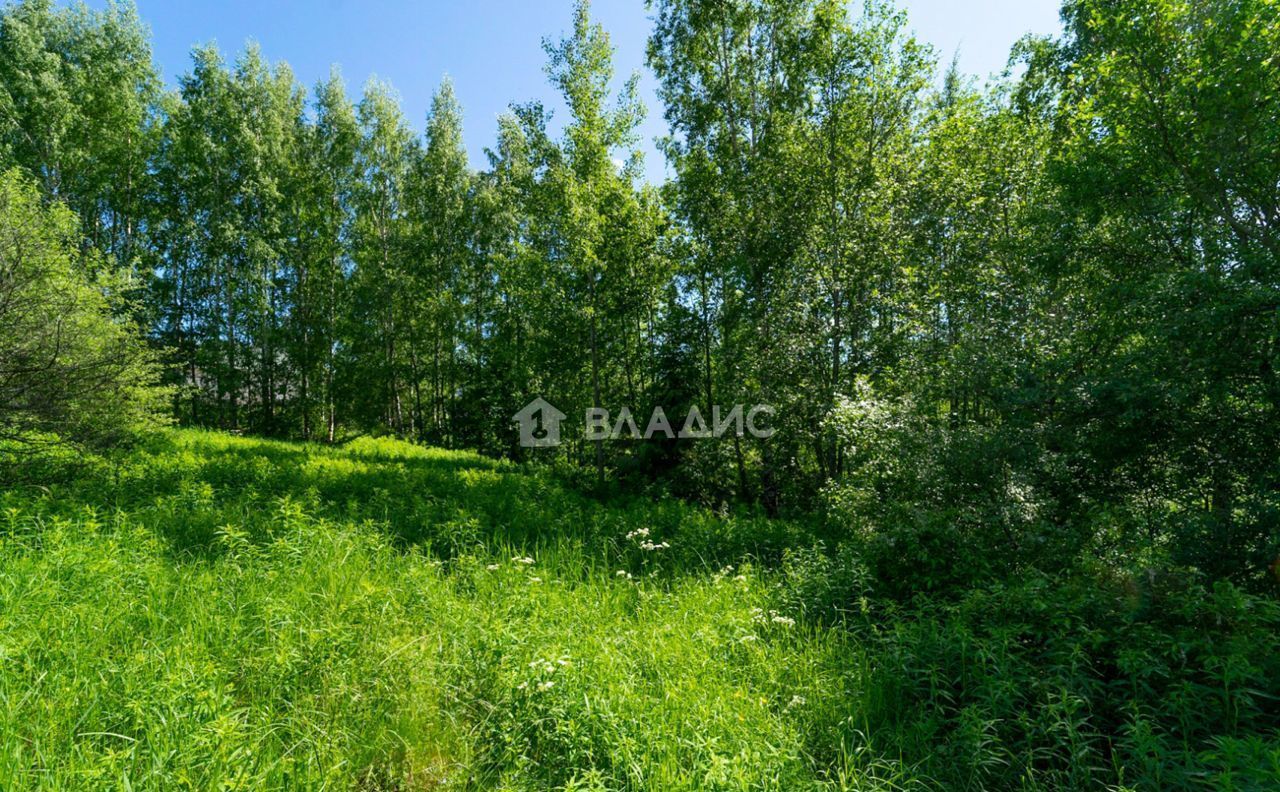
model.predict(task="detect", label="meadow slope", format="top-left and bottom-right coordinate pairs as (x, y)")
top-left (1, 431), bottom-right (1277, 790)
top-left (0, 431), bottom-right (871, 790)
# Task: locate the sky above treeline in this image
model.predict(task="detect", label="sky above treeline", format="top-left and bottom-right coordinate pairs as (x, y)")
top-left (76, 0), bottom-right (1064, 183)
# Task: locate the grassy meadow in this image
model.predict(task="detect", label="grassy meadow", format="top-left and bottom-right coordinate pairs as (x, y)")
top-left (3, 0), bottom-right (1279, 787)
top-left (1, 431), bottom-right (1277, 790)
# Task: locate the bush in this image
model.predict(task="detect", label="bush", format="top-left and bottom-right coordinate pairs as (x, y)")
top-left (776, 555), bottom-right (1280, 790)
top-left (0, 168), bottom-right (167, 450)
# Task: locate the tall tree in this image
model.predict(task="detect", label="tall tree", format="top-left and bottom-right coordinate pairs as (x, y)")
top-left (293, 69), bottom-right (358, 442)
top-left (0, 0), bottom-right (159, 270)
top-left (349, 79), bottom-right (416, 434)
top-left (544, 0), bottom-right (657, 482)
top-left (1029, 0), bottom-right (1280, 578)
top-left (407, 78), bottom-right (472, 444)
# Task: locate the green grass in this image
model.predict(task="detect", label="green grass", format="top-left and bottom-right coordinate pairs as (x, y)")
top-left (1, 430), bottom-right (1277, 790)
top-left (0, 431), bottom-right (888, 790)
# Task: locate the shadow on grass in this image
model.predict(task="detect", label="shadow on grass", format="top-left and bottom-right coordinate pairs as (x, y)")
top-left (22, 430), bottom-right (820, 573)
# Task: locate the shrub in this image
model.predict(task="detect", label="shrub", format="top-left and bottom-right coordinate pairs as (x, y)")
top-left (0, 168), bottom-right (167, 450)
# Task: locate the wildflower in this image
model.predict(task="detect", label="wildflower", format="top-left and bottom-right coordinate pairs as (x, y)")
top-left (486, 564), bottom-right (501, 571)
top-left (512, 556), bottom-right (535, 565)
top-left (626, 527), bottom-right (651, 540)
top-left (616, 570), bottom-right (632, 579)
top-left (771, 615), bottom-right (796, 627)
top-left (538, 680), bottom-right (555, 691)
top-left (787, 695), bottom-right (806, 709)
top-left (529, 576), bottom-right (542, 583)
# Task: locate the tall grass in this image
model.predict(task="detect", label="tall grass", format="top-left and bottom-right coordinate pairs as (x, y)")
top-left (0, 430), bottom-right (1276, 789)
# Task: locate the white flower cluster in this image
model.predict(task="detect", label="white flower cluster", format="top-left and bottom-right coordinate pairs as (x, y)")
top-left (625, 527), bottom-right (669, 552)
top-left (511, 556), bottom-right (535, 565)
top-left (517, 656), bottom-right (571, 693)
top-left (751, 607), bottom-right (796, 628)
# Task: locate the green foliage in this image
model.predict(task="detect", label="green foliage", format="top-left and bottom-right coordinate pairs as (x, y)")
top-left (778, 551), bottom-right (1280, 790)
top-left (4, 430), bottom-right (1276, 789)
top-left (0, 168), bottom-right (165, 450)
top-left (148, 43), bottom-right (309, 434)
top-left (0, 0), bottom-right (1273, 587)
top-left (1039, 0), bottom-right (1280, 583)
top-left (3, 0), bottom-right (1280, 784)
top-left (0, 0), bottom-right (157, 267)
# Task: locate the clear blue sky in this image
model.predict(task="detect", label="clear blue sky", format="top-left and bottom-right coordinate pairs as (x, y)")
top-left (81, 0), bottom-right (1065, 183)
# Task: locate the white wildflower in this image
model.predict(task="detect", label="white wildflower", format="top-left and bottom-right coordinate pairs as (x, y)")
top-left (754, 608), bottom-right (794, 626)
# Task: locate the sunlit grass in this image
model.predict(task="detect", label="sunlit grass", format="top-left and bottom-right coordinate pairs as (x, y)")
top-left (0, 430), bottom-right (888, 790)
top-left (2, 430), bottom-right (1276, 790)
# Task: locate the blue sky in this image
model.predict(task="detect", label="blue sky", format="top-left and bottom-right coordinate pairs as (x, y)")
top-left (82, 0), bottom-right (1065, 183)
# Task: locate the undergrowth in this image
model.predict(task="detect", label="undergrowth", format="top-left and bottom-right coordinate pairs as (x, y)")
top-left (0, 430), bottom-right (1276, 790)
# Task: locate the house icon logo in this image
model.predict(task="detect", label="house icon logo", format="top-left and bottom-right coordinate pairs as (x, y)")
top-left (513, 397), bottom-right (568, 448)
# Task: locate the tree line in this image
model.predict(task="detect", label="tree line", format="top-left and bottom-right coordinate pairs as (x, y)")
top-left (1, 0), bottom-right (1275, 583)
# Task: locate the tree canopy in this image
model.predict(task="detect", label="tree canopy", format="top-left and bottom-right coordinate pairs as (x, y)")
top-left (0, 0), bottom-right (1275, 585)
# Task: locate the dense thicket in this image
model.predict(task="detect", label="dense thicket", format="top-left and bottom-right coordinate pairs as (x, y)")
top-left (2, 2), bottom-right (1279, 787)
top-left (0, 168), bottom-right (164, 448)
top-left (1, 0), bottom-right (1275, 586)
